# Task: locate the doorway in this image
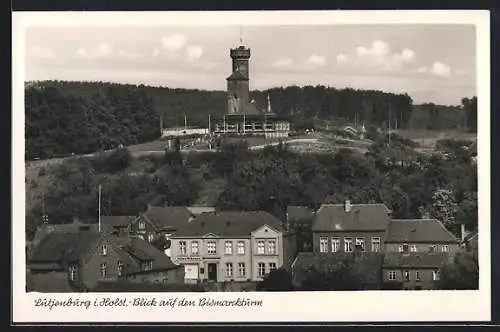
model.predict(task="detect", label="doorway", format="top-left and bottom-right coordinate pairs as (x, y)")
top-left (207, 263), bottom-right (218, 281)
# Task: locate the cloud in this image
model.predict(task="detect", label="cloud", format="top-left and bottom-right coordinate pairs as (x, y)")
top-left (161, 34), bottom-right (187, 51)
top-left (431, 61), bottom-right (452, 78)
top-left (355, 40), bottom-right (415, 69)
top-left (74, 43), bottom-right (114, 59)
top-left (186, 45), bottom-right (203, 61)
top-left (336, 53), bottom-right (348, 65)
top-left (152, 48), bottom-right (160, 58)
top-left (30, 45), bottom-right (56, 59)
top-left (118, 49), bottom-right (145, 59)
top-left (416, 66), bottom-right (428, 73)
top-left (272, 58), bottom-right (293, 68)
top-left (306, 54), bottom-right (326, 66)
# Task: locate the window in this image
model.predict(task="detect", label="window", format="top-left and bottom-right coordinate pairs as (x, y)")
top-left (147, 233), bottom-right (154, 243)
top-left (257, 241), bottom-right (265, 254)
top-left (142, 260), bottom-right (153, 271)
top-left (410, 245), bottom-right (418, 253)
top-left (117, 261), bottom-right (123, 277)
top-left (179, 241), bottom-right (187, 255)
top-left (331, 237), bottom-right (340, 252)
top-left (138, 221), bottom-right (145, 230)
top-left (258, 263), bottom-right (266, 277)
top-left (238, 263), bottom-right (246, 277)
top-left (100, 244), bottom-right (108, 256)
top-left (69, 266), bottom-right (77, 281)
top-left (415, 271), bottom-right (420, 281)
top-left (388, 270), bottom-right (396, 281)
top-left (404, 270), bottom-right (410, 281)
top-left (268, 240), bottom-right (276, 254)
top-left (225, 241), bottom-right (233, 255)
top-left (207, 240), bottom-right (217, 254)
top-left (371, 237), bottom-right (381, 252)
top-left (191, 241), bottom-right (199, 255)
top-left (100, 263), bottom-right (107, 278)
top-left (398, 245), bottom-right (404, 253)
top-left (355, 237), bottom-right (365, 251)
top-left (441, 245), bottom-right (449, 252)
top-left (402, 244), bottom-right (409, 253)
top-left (432, 270), bottom-right (440, 281)
top-left (269, 262), bottom-right (277, 272)
top-left (225, 263), bottom-right (233, 277)
top-left (237, 241), bottom-right (245, 255)
top-left (319, 237), bottom-right (329, 253)
top-left (429, 245), bottom-right (436, 253)
top-left (344, 237), bottom-right (353, 253)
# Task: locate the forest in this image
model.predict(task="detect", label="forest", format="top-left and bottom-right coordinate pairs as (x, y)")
top-left (25, 81), bottom-right (477, 160)
top-left (26, 129), bottom-right (477, 243)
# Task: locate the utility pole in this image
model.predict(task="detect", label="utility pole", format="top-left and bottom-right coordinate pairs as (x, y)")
top-left (98, 184), bottom-right (102, 233)
top-left (388, 99), bottom-right (391, 147)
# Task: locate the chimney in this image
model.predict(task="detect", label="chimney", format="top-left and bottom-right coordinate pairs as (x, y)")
top-left (461, 223), bottom-right (466, 242)
top-left (344, 200), bottom-right (352, 212)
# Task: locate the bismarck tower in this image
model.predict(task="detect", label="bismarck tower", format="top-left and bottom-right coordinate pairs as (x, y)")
top-left (226, 43), bottom-right (251, 114)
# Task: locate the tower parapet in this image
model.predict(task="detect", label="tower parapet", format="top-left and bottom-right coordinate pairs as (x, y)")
top-left (230, 46), bottom-right (251, 59)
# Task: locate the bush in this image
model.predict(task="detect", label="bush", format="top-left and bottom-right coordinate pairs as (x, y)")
top-left (37, 167), bottom-right (46, 177)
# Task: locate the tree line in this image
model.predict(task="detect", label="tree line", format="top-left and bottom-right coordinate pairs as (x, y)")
top-left (25, 80), bottom-right (476, 160)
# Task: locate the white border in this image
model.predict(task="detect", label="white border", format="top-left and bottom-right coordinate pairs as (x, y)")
top-left (12, 10), bottom-right (491, 323)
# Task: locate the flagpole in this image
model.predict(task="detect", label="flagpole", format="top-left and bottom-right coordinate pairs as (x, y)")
top-left (98, 184), bottom-right (102, 232)
top-left (160, 112), bottom-right (163, 138)
top-left (184, 114), bottom-right (187, 131)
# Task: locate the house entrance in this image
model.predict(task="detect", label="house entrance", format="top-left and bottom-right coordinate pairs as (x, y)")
top-left (207, 263), bottom-right (218, 281)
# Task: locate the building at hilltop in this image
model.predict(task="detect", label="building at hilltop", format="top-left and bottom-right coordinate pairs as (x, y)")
top-left (211, 43), bottom-right (290, 139)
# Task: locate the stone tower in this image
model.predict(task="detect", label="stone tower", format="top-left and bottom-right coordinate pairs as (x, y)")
top-left (226, 45), bottom-right (251, 114)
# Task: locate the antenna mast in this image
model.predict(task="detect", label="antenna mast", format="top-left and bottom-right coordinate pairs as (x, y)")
top-left (239, 25), bottom-right (243, 44)
top-left (388, 99), bottom-right (391, 147)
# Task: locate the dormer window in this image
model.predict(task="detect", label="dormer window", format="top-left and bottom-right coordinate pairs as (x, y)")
top-left (138, 221), bottom-right (145, 230)
top-left (100, 244), bottom-right (108, 256)
top-left (69, 265), bottom-right (77, 281)
top-left (117, 260), bottom-right (124, 277)
top-left (142, 260), bottom-right (153, 271)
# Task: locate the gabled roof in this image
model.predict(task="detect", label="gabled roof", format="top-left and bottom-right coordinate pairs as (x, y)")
top-left (241, 102), bottom-right (263, 115)
top-left (100, 216), bottom-right (137, 228)
top-left (142, 206), bottom-right (194, 231)
top-left (383, 253), bottom-right (452, 269)
top-left (172, 211), bottom-right (284, 238)
top-left (385, 219), bottom-right (459, 243)
top-left (113, 237), bottom-right (180, 273)
top-left (287, 206), bottom-right (315, 224)
top-left (30, 232), bottom-right (102, 264)
top-left (226, 70), bottom-right (249, 81)
top-left (186, 206), bottom-right (216, 215)
top-left (312, 204), bottom-right (391, 232)
top-left (32, 222), bottom-right (113, 245)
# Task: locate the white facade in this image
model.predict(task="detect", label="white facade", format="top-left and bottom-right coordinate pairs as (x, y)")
top-left (162, 127), bottom-right (209, 137)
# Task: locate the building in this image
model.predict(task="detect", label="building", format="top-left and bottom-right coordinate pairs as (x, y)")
top-left (384, 219), bottom-right (460, 254)
top-left (28, 231), bottom-right (183, 292)
top-left (169, 211), bottom-right (285, 284)
top-left (311, 201), bottom-right (392, 254)
top-left (131, 205), bottom-right (195, 248)
top-left (291, 252), bottom-right (384, 290)
top-left (211, 43), bottom-right (290, 139)
top-left (382, 252), bottom-right (452, 290)
top-left (462, 232), bottom-right (478, 253)
top-left (100, 215), bottom-right (138, 234)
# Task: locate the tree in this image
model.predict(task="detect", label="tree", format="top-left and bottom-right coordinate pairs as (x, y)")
top-left (430, 188), bottom-right (459, 227)
top-left (256, 268), bottom-right (294, 291)
top-left (437, 252), bottom-right (478, 290)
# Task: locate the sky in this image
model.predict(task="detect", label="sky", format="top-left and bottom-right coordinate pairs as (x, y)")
top-left (25, 24), bottom-right (476, 105)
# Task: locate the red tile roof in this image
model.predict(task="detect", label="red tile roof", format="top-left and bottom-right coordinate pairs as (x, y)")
top-left (385, 219), bottom-right (459, 243)
top-left (312, 204), bottom-right (391, 232)
top-left (172, 211), bottom-right (284, 238)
